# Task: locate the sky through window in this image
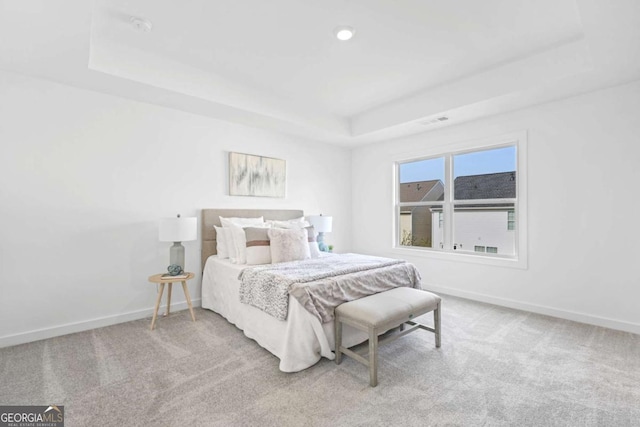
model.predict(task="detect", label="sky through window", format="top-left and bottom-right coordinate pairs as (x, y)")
top-left (400, 146), bottom-right (516, 183)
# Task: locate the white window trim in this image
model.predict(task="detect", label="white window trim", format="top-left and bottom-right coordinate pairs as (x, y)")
top-left (391, 131), bottom-right (528, 269)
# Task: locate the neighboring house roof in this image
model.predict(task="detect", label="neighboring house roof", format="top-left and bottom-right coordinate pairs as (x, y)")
top-left (399, 180), bottom-right (444, 213)
top-left (401, 172), bottom-right (515, 213)
top-left (454, 171), bottom-right (516, 200)
top-left (399, 180), bottom-right (440, 202)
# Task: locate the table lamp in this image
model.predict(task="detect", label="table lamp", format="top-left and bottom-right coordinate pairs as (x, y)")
top-left (308, 214), bottom-right (333, 252)
top-left (159, 214), bottom-right (197, 271)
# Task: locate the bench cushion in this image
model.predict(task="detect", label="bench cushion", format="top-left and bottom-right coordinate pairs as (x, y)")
top-left (335, 287), bottom-right (441, 328)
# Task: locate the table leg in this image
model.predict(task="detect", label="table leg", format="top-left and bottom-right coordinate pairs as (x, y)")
top-left (181, 281), bottom-right (196, 322)
top-left (151, 283), bottom-right (165, 330)
top-left (165, 283), bottom-right (173, 316)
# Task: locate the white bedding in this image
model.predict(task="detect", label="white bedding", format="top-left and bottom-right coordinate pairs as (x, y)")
top-left (201, 256), bottom-right (369, 372)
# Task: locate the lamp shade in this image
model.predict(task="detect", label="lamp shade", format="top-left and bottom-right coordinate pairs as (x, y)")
top-left (159, 216), bottom-right (197, 242)
top-left (308, 215), bottom-right (333, 233)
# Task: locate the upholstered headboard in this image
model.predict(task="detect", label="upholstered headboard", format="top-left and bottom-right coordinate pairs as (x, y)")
top-left (201, 208), bottom-right (304, 268)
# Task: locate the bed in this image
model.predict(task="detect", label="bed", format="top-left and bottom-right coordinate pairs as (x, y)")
top-left (200, 209), bottom-right (421, 372)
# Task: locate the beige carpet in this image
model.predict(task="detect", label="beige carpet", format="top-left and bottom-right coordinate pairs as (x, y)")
top-left (1, 295), bottom-right (639, 426)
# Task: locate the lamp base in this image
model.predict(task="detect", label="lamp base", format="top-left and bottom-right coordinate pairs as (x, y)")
top-left (169, 242), bottom-right (185, 270)
top-left (317, 232), bottom-right (329, 252)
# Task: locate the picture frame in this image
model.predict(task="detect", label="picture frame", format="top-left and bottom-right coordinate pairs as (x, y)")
top-left (228, 152), bottom-right (286, 198)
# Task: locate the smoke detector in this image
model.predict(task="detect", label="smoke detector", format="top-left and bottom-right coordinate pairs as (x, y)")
top-left (130, 17), bottom-right (153, 33)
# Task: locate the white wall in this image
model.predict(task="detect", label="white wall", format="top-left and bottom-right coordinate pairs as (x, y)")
top-left (0, 70), bottom-right (352, 346)
top-left (352, 79), bottom-right (640, 334)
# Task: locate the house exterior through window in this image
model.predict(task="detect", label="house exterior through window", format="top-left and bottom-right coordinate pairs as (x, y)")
top-left (395, 133), bottom-right (527, 266)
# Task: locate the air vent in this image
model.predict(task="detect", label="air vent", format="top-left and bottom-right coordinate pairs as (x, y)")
top-left (419, 116), bottom-right (449, 126)
top-left (130, 17), bottom-right (153, 33)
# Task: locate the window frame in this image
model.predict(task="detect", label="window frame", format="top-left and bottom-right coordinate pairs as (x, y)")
top-left (392, 131), bottom-right (528, 269)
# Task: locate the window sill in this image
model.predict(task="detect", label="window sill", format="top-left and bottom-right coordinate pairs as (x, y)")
top-left (391, 246), bottom-right (528, 269)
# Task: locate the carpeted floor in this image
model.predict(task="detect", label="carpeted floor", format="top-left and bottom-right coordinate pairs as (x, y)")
top-left (1, 295), bottom-right (639, 426)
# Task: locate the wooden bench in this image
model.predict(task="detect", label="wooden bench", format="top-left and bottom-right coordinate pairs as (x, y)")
top-left (334, 287), bottom-right (441, 387)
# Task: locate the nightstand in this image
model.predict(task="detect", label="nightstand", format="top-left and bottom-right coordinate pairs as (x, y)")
top-left (148, 272), bottom-right (196, 330)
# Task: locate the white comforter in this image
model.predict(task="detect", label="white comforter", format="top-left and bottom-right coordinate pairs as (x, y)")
top-left (201, 256), bottom-right (369, 372)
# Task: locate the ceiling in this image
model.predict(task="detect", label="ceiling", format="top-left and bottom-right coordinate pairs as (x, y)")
top-left (1, 0), bottom-right (639, 146)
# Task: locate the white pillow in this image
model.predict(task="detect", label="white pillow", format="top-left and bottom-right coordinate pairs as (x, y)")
top-left (267, 217), bottom-right (310, 229)
top-left (213, 225), bottom-right (229, 258)
top-left (220, 216), bottom-right (264, 228)
top-left (305, 226), bottom-right (321, 258)
top-left (268, 228), bottom-right (311, 263)
top-left (227, 224), bottom-right (246, 264)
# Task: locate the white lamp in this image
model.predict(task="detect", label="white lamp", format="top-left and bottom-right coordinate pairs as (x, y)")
top-left (308, 214), bottom-right (333, 252)
top-left (159, 214), bottom-right (197, 271)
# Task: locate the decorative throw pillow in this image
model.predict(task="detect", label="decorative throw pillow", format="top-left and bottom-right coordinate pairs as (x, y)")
top-left (214, 225), bottom-right (230, 259)
top-left (245, 227), bottom-right (272, 265)
top-left (268, 228), bottom-right (311, 263)
top-left (305, 226), bottom-right (321, 258)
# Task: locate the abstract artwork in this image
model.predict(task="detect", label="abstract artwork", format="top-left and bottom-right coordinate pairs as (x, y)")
top-left (229, 152), bottom-right (286, 198)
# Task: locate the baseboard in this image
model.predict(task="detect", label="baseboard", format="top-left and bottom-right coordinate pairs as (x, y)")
top-left (0, 299), bottom-right (202, 348)
top-left (425, 284), bottom-right (640, 335)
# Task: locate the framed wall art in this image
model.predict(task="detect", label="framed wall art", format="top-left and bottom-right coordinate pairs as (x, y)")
top-left (228, 152), bottom-right (286, 198)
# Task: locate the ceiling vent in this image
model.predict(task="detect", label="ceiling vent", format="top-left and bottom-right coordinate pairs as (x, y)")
top-left (130, 17), bottom-right (153, 33)
top-left (419, 116), bottom-right (449, 126)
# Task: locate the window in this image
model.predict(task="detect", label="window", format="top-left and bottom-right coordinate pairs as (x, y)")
top-left (397, 157), bottom-right (444, 249)
top-left (394, 132), bottom-right (527, 267)
top-left (507, 210), bottom-right (516, 231)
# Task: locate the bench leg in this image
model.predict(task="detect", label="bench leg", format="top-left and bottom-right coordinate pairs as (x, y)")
top-left (335, 316), bottom-right (343, 364)
top-left (434, 302), bottom-right (441, 348)
top-left (369, 326), bottom-right (378, 387)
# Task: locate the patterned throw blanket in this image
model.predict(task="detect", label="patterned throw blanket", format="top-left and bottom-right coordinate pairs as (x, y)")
top-left (238, 253), bottom-right (422, 322)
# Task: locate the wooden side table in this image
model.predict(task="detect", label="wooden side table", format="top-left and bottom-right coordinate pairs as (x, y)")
top-left (148, 272), bottom-right (196, 330)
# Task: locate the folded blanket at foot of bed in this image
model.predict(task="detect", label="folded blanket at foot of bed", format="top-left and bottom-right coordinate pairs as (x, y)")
top-left (239, 253), bottom-right (422, 322)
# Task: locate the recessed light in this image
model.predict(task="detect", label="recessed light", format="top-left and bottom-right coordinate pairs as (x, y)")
top-left (130, 17), bottom-right (152, 33)
top-left (334, 26), bottom-right (355, 41)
